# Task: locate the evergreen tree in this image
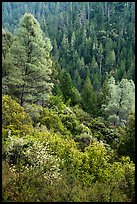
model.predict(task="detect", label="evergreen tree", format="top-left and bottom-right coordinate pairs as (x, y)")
top-left (60, 33), bottom-right (70, 63)
top-left (2, 29), bottom-right (12, 60)
top-left (52, 39), bottom-right (59, 60)
top-left (77, 57), bottom-right (86, 79)
top-left (2, 29), bottom-right (13, 78)
top-left (59, 69), bottom-right (81, 105)
top-left (81, 73), bottom-right (96, 115)
top-left (59, 70), bottom-right (74, 102)
top-left (73, 69), bottom-right (82, 91)
top-left (105, 49), bottom-right (116, 72)
top-left (97, 43), bottom-right (103, 74)
top-left (40, 14), bottom-right (49, 37)
top-left (3, 13), bottom-right (53, 105)
top-left (116, 60), bottom-right (126, 81)
top-left (70, 31), bottom-right (76, 49)
top-left (91, 55), bottom-right (98, 74)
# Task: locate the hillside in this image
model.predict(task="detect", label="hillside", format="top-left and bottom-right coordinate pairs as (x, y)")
top-left (2, 2), bottom-right (135, 202)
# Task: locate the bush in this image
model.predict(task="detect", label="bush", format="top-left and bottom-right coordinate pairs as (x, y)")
top-left (3, 128), bottom-right (135, 202)
top-left (23, 103), bottom-right (43, 125)
top-left (45, 95), bottom-right (66, 111)
top-left (2, 95), bottom-right (33, 138)
top-left (39, 107), bottom-right (71, 137)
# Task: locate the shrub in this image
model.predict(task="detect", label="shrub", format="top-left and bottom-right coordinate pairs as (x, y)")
top-left (2, 95), bottom-right (33, 138)
top-left (4, 134), bottom-right (62, 180)
top-left (39, 107), bottom-right (71, 137)
top-left (23, 103), bottom-right (43, 125)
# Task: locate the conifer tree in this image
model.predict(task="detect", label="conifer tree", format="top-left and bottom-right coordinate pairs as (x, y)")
top-left (73, 69), bottom-right (82, 91)
top-left (2, 29), bottom-right (13, 78)
top-left (59, 69), bottom-right (81, 105)
top-left (97, 43), bottom-right (103, 74)
top-left (81, 73), bottom-right (96, 115)
top-left (105, 50), bottom-right (116, 72)
top-left (91, 55), bottom-right (98, 74)
top-left (3, 13), bottom-right (53, 106)
top-left (70, 32), bottom-right (76, 48)
top-left (59, 70), bottom-right (73, 102)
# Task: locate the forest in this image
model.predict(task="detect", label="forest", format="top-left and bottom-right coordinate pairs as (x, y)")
top-left (2, 2), bottom-right (135, 202)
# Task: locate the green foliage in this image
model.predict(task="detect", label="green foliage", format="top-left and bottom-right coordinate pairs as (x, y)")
top-left (46, 95), bottom-right (66, 111)
top-left (23, 103), bottom-right (43, 126)
top-left (102, 76), bottom-right (135, 126)
top-left (117, 112), bottom-right (135, 162)
top-left (2, 29), bottom-right (13, 78)
top-left (2, 117), bottom-right (135, 202)
top-left (59, 69), bottom-right (81, 105)
top-left (2, 2), bottom-right (135, 202)
top-left (81, 74), bottom-right (97, 116)
top-left (4, 135), bottom-right (62, 181)
top-left (3, 13), bottom-right (53, 105)
top-left (39, 107), bottom-right (71, 137)
top-left (2, 95), bottom-right (33, 138)
top-left (72, 105), bottom-right (92, 124)
top-left (2, 29), bottom-right (13, 93)
top-left (2, 2), bottom-right (135, 87)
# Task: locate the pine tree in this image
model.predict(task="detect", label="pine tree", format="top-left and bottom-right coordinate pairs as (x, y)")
top-left (3, 13), bottom-right (53, 105)
top-left (91, 55), bottom-right (98, 74)
top-left (2, 29), bottom-right (13, 77)
top-left (81, 73), bottom-right (96, 115)
top-left (61, 33), bottom-right (70, 61)
top-left (77, 57), bottom-right (86, 79)
top-left (59, 69), bottom-right (81, 105)
top-left (70, 31), bottom-right (76, 48)
top-left (116, 60), bottom-right (126, 81)
top-left (52, 39), bottom-right (59, 60)
top-left (97, 43), bottom-right (103, 74)
top-left (59, 70), bottom-right (73, 102)
top-left (105, 49), bottom-right (116, 72)
top-left (2, 29), bottom-right (12, 60)
top-left (73, 69), bottom-right (82, 91)
top-left (40, 14), bottom-right (49, 38)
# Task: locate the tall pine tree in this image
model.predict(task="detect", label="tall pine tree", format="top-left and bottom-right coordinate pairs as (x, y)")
top-left (3, 13), bottom-right (53, 106)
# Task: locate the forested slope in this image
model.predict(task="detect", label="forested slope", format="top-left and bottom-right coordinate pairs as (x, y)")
top-left (2, 2), bottom-right (135, 202)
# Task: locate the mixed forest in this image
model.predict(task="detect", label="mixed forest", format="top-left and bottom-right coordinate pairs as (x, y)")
top-left (2, 2), bottom-right (135, 202)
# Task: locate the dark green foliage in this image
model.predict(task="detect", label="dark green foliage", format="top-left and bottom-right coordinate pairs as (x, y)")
top-left (59, 70), bottom-right (82, 105)
top-left (117, 112), bottom-right (135, 162)
top-left (2, 2), bottom-right (135, 202)
top-left (81, 73), bottom-right (96, 116)
top-left (2, 29), bottom-right (13, 85)
top-left (2, 2), bottom-right (135, 89)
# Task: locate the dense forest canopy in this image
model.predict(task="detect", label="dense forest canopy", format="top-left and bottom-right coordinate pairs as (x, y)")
top-left (2, 2), bottom-right (135, 80)
top-left (2, 2), bottom-right (135, 202)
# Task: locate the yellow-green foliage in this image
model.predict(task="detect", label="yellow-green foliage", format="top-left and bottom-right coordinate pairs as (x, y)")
top-left (2, 159), bottom-right (133, 202)
top-left (39, 107), bottom-right (72, 137)
top-left (2, 95), bottom-right (33, 138)
top-left (2, 95), bottom-right (135, 202)
top-left (81, 141), bottom-right (109, 184)
top-left (3, 128), bottom-right (135, 202)
top-left (23, 98), bottom-right (93, 142)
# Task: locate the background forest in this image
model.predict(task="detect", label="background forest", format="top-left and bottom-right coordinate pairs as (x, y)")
top-left (2, 2), bottom-right (135, 202)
